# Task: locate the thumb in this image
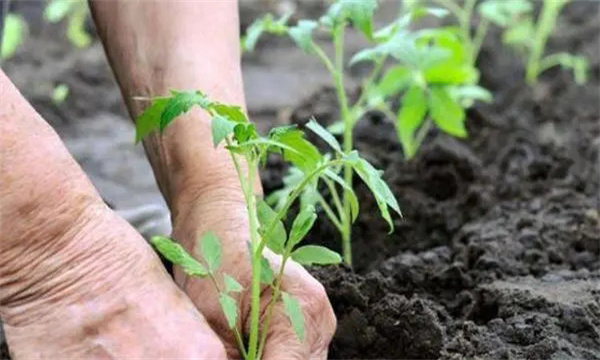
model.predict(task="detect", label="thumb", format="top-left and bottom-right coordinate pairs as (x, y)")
top-left (261, 304), bottom-right (311, 360)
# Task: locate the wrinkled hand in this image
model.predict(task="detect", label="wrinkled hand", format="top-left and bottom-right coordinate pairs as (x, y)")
top-left (171, 186), bottom-right (337, 359)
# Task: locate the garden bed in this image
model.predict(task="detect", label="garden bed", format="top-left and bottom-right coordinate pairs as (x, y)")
top-left (1, 1), bottom-right (599, 359)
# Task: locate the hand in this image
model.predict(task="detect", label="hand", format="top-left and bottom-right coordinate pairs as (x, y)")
top-left (171, 185), bottom-right (337, 359)
top-left (1, 205), bottom-right (227, 359)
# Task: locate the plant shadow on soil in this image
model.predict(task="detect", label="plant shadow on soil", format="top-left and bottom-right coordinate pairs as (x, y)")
top-left (2, 1), bottom-right (600, 360)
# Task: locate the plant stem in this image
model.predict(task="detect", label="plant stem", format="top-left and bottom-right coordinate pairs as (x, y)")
top-left (331, 23), bottom-right (354, 266)
top-left (471, 17), bottom-right (489, 64)
top-left (317, 194), bottom-right (344, 232)
top-left (245, 158), bottom-right (262, 360)
top-left (526, 0), bottom-right (568, 84)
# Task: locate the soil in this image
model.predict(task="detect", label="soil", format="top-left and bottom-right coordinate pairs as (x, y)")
top-left (1, 1), bottom-right (599, 359)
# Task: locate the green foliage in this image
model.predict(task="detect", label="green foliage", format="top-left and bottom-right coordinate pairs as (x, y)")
top-left (281, 292), bottom-right (305, 342)
top-left (291, 245), bottom-right (343, 266)
top-left (200, 231), bottom-right (222, 273)
top-left (151, 236), bottom-right (208, 277)
top-left (51, 84), bottom-right (70, 104)
top-left (44, 0), bottom-right (91, 48)
top-left (1, 14), bottom-right (27, 59)
top-left (219, 293), bottom-right (239, 329)
top-left (136, 90), bottom-right (397, 359)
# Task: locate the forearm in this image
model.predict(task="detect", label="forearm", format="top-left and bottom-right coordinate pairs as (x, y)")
top-left (89, 0), bottom-right (249, 218)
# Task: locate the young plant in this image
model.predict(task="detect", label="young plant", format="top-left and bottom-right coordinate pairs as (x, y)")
top-left (134, 90), bottom-right (400, 360)
top-left (431, 0), bottom-right (588, 84)
top-left (243, 0), bottom-right (486, 264)
top-left (44, 0), bottom-right (91, 48)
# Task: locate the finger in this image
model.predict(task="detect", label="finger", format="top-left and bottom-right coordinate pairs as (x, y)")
top-left (262, 261), bottom-right (336, 360)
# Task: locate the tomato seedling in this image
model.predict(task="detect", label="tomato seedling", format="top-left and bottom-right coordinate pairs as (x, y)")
top-left (135, 90), bottom-right (400, 360)
top-left (243, 0), bottom-right (488, 264)
top-left (432, 0), bottom-right (588, 84)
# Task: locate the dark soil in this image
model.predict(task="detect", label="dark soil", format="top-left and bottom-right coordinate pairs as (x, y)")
top-left (2, 1), bottom-right (599, 360)
top-left (280, 2), bottom-right (600, 359)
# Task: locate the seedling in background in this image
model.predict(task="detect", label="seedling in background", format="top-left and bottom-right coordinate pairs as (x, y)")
top-left (244, 0), bottom-right (486, 265)
top-left (44, 0), bottom-right (91, 48)
top-left (430, 0), bottom-right (587, 84)
top-left (135, 90), bottom-right (399, 360)
top-left (1, 14), bottom-right (27, 59)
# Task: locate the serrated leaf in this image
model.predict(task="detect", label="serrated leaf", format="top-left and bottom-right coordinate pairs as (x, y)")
top-left (151, 236), bottom-right (208, 277)
top-left (397, 85), bottom-right (427, 158)
top-left (219, 293), bottom-right (239, 329)
top-left (224, 274), bottom-right (243, 293)
top-left (135, 98), bottom-right (169, 142)
top-left (352, 157), bottom-right (401, 232)
top-left (160, 91), bottom-right (209, 130)
top-left (292, 245), bottom-right (342, 266)
top-left (340, 0), bottom-right (378, 39)
top-left (281, 292), bottom-right (305, 342)
top-left (199, 231), bottom-right (222, 273)
top-left (270, 129), bottom-right (322, 173)
top-left (289, 20), bottom-right (318, 53)
top-left (233, 122), bottom-right (258, 144)
top-left (257, 200), bottom-right (286, 254)
top-left (1, 14), bottom-right (27, 59)
top-left (323, 169), bottom-right (359, 222)
top-left (424, 64), bottom-right (476, 85)
top-left (260, 256), bottom-right (274, 285)
top-left (429, 87), bottom-right (466, 138)
top-left (373, 66), bottom-right (412, 100)
top-left (211, 103), bottom-right (248, 123)
top-left (211, 115), bottom-right (235, 147)
top-left (288, 205), bottom-right (317, 248)
top-left (306, 118), bottom-right (342, 153)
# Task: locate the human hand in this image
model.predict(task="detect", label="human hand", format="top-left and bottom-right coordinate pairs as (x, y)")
top-left (1, 204), bottom-right (227, 359)
top-left (171, 185), bottom-right (337, 359)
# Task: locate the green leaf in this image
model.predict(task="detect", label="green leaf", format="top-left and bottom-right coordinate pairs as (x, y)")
top-left (341, 0), bottom-right (378, 39)
top-left (502, 18), bottom-right (534, 47)
top-left (292, 245), bottom-right (342, 266)
top-left (323, 169), bottom-right (359, 222)
top-left (51, 84), bottom-right (70, 104)
top-left (424, 64), bottom-right (476, 85)
top-left (270, 129), bottom-right (322, 173)
top-left (260, 256), bottom-right (274, 285)
top-left (288, 205), bottom-right (317, 248)
top-left (211, 103), bottom-right (248, 123)
top-left (218, 293), bottom-right (239, 329)
top-left (199, 231), bottom-right (222, 273)
top-left (396, 85), bottom-right (427, 158)
top-left (233, 123), bottom-right (258, 144)
top-left (1, 14), bottom-right (27, 59)
top-left (373, 66), bottom-right (412, 100)
top-left (352, 157), bottom-right (401, 232)
top-left (66, 6), bottom-right (91, 48)
top-left (479, 0), bottom-right (533, 27)
top-left (150, 236), bottom-right (208, 277)
top-left (281, 292), bottom-right (305, 342)
top-left (429, 86), bottom-right (467, 138)
top-left (451, 85), bottom-right (493, 105)
top-left (44, 0), bottom-right (73, 22)
top-left (224, 274), bottom-right (243, 293)
top-left (306, 118), bottom-right (342, 153)
top-left (289, 20), bottom-right (318, 53)
top-left (243, 17), bottom-right (267, 52)
top-left (211, 115), bottom-right (235, 147)
top-left (135, 98), bottom-right (168, 142)
top-left (160, 91), bottom-right (209, 131)
top-left (257, 200), bottom-right (286, 254)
